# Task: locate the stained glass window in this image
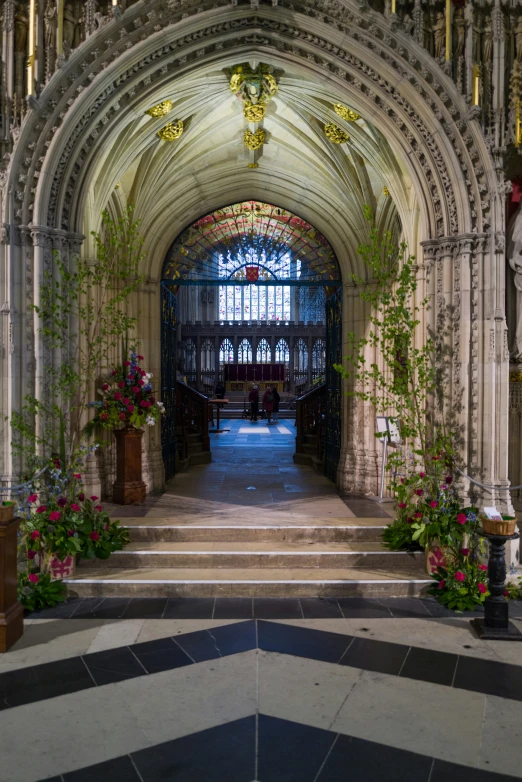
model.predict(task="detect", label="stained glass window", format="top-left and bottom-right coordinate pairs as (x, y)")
top-left (219, 339), bottom-right (234, 363)
top-left (256, 339), bottom-right (271, 363)
top-left (312, 339), bottom-right (326, 383)
top-left (275, 339), bottom-right (289, 363)
top-left (238, 339), bottom-right (252, 363)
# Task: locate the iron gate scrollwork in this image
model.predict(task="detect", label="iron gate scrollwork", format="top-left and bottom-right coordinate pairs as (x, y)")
top-left (324, 287), bottom-right (342, 483)
top-left (161, 283), bottom-right (178, 481)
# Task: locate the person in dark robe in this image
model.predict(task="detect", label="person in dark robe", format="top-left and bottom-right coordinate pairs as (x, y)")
top-left (249, 385), bottom-right (259, 422)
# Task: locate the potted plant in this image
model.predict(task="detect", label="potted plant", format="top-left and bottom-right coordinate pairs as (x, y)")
top-left (85, 349), bottom-right (165, 504)
top-left (0, 501), bottom-right (15, 523)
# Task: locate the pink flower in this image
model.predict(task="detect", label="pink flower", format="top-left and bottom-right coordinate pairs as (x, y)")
top-left (27, 494), bottom-right (37, 503)
top-left (28, 574), bottom-right (39, 584)
top-left (137, 355), bottom-right (144, 361)
top-left (139, 379), bottom-right (145, 387)
top-left (105, 524), bottom-right (110, 530)
top-left (504, 590), bottom-right (509, 597)
top-left (122, 398), bottom-right (130, 405)
top-left (432, 456), bottom-right (440, 461)
top-left (397, 502), bottom-right (407, 509)
top-left (101, 412), bottom-right (108, 421)
top-left (415, 489), bottom-right (423, 496)
top-left (124, 361), bottom-right (131, 366)
top-left (95, 505), bottom-right (102, 512)
top-left (79, 493), bottom-right (85, 501)
top-left (112, 369), bottom-right (118, 376)
top-left (30, 530), bottom-right (40, 539)
top-left (127, 374), bottom-right (134, 380)
top-left (27, 550), bottom-right (36, 560)
top-left (114, 392), bottom-right (122, 401)
top-left (430, 501), bottom-right (438, 508)
top-left (70, 503), bottom-right (80, 512)
top-left (73, 473), bottom-right (81, 480)
top-left (36, 506), bottom-right (46, 514)
top-left (49, 511), bottom-right (61, 521)
top-left (150, 396), bottom-right (156, 403)
top-left (127, 405), bottom-right (135, 413)
top-left (460, 548), bottom-right (470, 557)
top-left (119, 412), bottom-right (126, 421)
top-left (456, 513), bottom-right (467, 525)
top-left (441, 485), bottom-right (448, 490)
top-left (478, 583), bottom-right (487, 594)
top-left (454, 571), bottom-right (466, 582)
top-left (479, 564), bottom-right (488, 571)
top-left (90, 496), bottom-right (99, 501)
top-left (400, 478), bottom-right (405, 484)
top-left (67, 530), bottom-right (75, 536)
top-left (419, 472), bottom-right (426, 478)
top-left (57, 497), bottom-right (67, 507)
top-left (118, 381), bottom-right (125, 388)
top-left (140, 400), bottom-right (149, 408)
top-left (90, 531), bottom-right (99, 541)
top-left (102, 383), bottom-right (109, 391)
top-left (414, 512), bottom-right (423, 519)
top-left (437, 579), bottom-right (445, 589)
top-left (132, 386), bottom-right (140, 394)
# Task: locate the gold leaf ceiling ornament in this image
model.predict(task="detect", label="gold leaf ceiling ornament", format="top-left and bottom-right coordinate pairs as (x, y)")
top-left (146, 99), bottom-right (173, 118)
top-left (244, 102), bottom-right (266, 122)
top-left (383, 186), bottom-right (390, 197)
top-left (244, 128), bottom-right (265, 151)
top-left (324, 123), bottom-right (349, 144)
top-left (333, 103), bottom-right (360, 122)
top-left (157, 119), bottom-right (184, 141)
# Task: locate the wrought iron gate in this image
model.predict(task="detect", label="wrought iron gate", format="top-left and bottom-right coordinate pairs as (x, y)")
top-left (324, 287), bottom-right (342, 483)
top-left (161, 284), bottom-right (178, 481)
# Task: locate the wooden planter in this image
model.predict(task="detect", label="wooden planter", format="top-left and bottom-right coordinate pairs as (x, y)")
top-left (49, 554), bottom-right (76, 580)
top-left (113, 427), bottom-right (147, 505)
top-left (0, 514), bottom-right (24, 652)
top-left (0, 503), bottom-right (15, 523)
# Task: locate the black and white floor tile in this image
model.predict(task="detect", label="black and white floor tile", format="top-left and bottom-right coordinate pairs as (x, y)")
top-left (1, 606), bottom-right (522, 781)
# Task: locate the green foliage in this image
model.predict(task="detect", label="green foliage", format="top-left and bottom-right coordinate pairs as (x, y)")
top-left (381, 518), bottom-right (421, 551)
top-left (17, 571), bottom-right (67, 612)
top-left (428, 554), bottom-right (489, 612)
top-left (505, 578), bottom-right (522, 600)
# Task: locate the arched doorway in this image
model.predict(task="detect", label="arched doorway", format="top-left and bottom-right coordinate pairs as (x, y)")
top-left (161, 200), bottom-right (342, 482)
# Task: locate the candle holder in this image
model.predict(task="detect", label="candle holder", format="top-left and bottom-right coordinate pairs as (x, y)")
top-left (470, 529), bottom-right (522, 641)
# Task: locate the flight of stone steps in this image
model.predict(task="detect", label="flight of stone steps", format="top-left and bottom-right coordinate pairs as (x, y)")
top-left (64, 517), bottom-right (430, 598)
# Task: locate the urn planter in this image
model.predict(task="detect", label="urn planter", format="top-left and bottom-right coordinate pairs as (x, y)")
top-left (113, 427), bottom-right (146, 505)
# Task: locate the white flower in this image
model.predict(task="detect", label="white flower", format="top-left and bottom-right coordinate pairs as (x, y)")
top-left (156, 401), bottom-right (165, 411)
top-left (146, 415), bottom-right (156, 426)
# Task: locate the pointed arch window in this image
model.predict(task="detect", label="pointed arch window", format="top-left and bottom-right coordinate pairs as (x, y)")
top-left (219, 339), bottom-right (234, 363)
top-left (312, 338), bottom-right (326, 382)
top-left (295, 338), bottom-right (309, 393)
top-left (275, 338), bottom-right (289, 363)
top-left (201, 339), bottom-right (215, 372)
top-left (182, 339), bottom-right (196, 373)
top-left (238, 338), bottom-right (252, 363)
top-left (256, 339), bottom-right (272, 363)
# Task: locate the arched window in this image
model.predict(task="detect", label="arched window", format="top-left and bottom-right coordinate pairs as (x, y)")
top-left (219, 339), bottom-right (234, 363)
top-left (275, 338), bottom-right (289, 363)
top-left (256, 339), bottom-right (271, 363)
top-left (238, 338), bottom-right (252, 363)
top-left (295, 338), bottom-right (308, 393)
top-left (181, 339), bottom-right (197, 387)
top-left (312, 338), bottom-right (326, 383)
top-left (201, 339), bottom-right (215, 372)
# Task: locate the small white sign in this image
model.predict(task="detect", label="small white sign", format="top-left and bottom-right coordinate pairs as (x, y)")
top-left (376, 416), bottom-right (388, 435)
top-left (484, 507), bottom-right (502, 521)
top-left (387, 417), bottom-right (401, 444)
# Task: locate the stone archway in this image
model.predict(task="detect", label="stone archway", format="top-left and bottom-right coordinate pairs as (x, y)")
top-left (0, 0), bottom-right (510, 508)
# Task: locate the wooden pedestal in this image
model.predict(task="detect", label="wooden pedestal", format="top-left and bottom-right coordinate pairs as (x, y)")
top-left (0, 517), bottom-right (24, 653)
top-left (112, 427), bottom-right (147, 505)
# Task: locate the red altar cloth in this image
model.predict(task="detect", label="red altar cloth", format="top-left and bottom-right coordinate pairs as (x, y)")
top-left (224, 364), bottom-right (286, 382)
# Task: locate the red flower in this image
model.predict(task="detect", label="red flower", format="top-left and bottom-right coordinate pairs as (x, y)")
top-left (28, 574), bottom-right (39, 584)
top-left (430, 501), bottom-right (438, 508)
top-left (479, 564), bottom-right (488, 571)
top-left (112, 370), bottom-right (118, 376)
top-left (90, 496), bottom-right (99, 501)
top-left (406, 517), bottom-right (413, 524)
top-left (57, 497), bottom-right (67, 507)
top-left (30, 530), bottom-right (40, 539)
top-left (445, 476), bottom-right (453, 484)
top-left (54, 460), bottom-right (61, 469)
top-left (419, 472), bottom-right (426, 478)
top-left (397, 502), bottom-right (407, 509)
top-left (118, 381), bottom-right (125, 388)
top-left (27, 550), bottom-right (36, 560)
top-left (456, 513), bottom-right (467, 525)
top-left (122, 398), bottom-right (130, 405)
top-left (124, 361), bottom-right (131, 366)
top-left (27, 493), bottom-right (38, 503)
top-left (414, 512), bottom-right (423, 519)
top-left (137, 355), bottom-right (144, 361)
top-left (70, 503), bottom-right (80, 512)
top-left (504, 590), bottom-right (509, 597)
top-left (132, 386), bottom-right (140, 394)
top-left (119, 412), bottom-right (126, 421)
top-left (140, 400), bottom-right (149, 408)
top-left (95, 505), bottom-right (102, 511)
top-left (67, 529), bottom-right (75, 536)
top-left (432, 456), bottom-right (440, 461)
top-left (415, 489), bottom-right (423, 496)
top-left (139, 379), bottom-right (145, 387)
top-left (90, 531), bottom-right (99, 541)
top-left (127, 374), bottom-right (134, 380)
top-left (36, 506), bottom-right (47, 514)
top-left (79, 493), bottom-right (85, 501)
top-left (460, 548), bottom-right (470, 557)
top-left (437, 579), bottom-right (445, 589)
top-left (114, 392), bottom-right (122, 401)
top-left (150, 396), bottom-right (156, 403)
top-left (49, 511), bottom-right (61, 521)
top-left (478, 582), bottom-right (487, 594)
top-left (454, 571), bottom-right (466, 582)
top-left (102, 383), bottom-right (109, 391)
top-left (400, 478), bottom-right (405, 484)
top-left (127, 404), bottom-right (135, 413)
top-left (105, 524), bottom-right (110, 530)
top-left (101, 412), bottom-right (108, 421)
top-left (73, 473), bottom-right (81, 480)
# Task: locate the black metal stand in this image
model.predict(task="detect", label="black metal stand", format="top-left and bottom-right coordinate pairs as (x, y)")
top-left (208, 401), bottom-right (229, 434)
top-left (470, 530), bottom-right (522, 641)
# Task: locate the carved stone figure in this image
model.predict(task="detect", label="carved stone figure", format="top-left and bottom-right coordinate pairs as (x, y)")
top-left (44, 0), bottom-right (58, 51)
top-left (454, 8), bottom-right (466, 59)
top-left (483, 18), bottom-right (493, 68)
top-left (14, 2), bottom-right (28, 54)
top-left (515, 17), bottom-right (522, 63)
top-left (433, 12), bottom-right (446, 60)
top-left (63, 1), bottom-right (81, 49)
top-left (508, 205), bottom-right (522, 360)
top-left (473, 13), bottom-right (483, 64)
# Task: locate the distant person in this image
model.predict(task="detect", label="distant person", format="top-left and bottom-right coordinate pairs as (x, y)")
top-left (262, 387), bottom-right (274, 424)
top-left (215, 381), bottom-right (225, 399)
top-left (272, 387), bottom-right (280, 422)
top-left (249, 385), bottom-right (259, 422)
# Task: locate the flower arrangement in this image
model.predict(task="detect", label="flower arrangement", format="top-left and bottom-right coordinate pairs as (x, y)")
top-left (429, 553), bottom-right (489, 612)
top-left (85, 350), bottom-right (164, 435)
top-left (17, 571), bottom-right (67, 613)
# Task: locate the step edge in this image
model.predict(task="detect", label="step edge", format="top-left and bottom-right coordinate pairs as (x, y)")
top-left (64, 577), bottom-right (432, 585)
top-left (111, 550), bottom-right (421, 556)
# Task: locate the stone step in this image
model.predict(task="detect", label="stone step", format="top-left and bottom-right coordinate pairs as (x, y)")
top-left (79, 541), bottom-right (421, 569)
top-left (64, 565), bottom-right (430, 598)
top-left (125, 522), bottom-right (388, 544)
